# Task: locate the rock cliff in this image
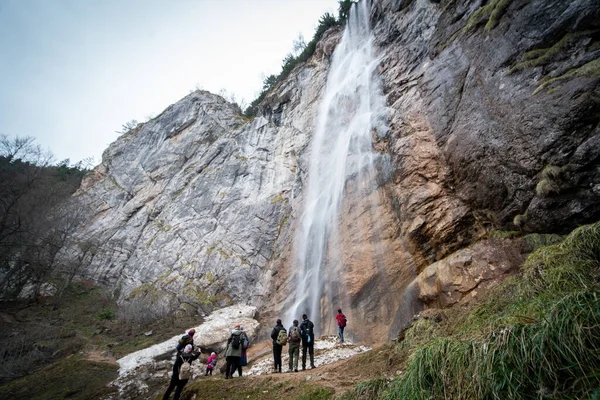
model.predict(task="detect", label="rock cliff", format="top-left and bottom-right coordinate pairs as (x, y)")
top-left (73, 0), bottom-right (600, 343)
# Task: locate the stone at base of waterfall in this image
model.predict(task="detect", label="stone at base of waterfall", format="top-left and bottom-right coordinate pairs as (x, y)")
top-left (110, 304), bottom-right (259, 399)
top-left (245, 336), bottom-right (371, 376)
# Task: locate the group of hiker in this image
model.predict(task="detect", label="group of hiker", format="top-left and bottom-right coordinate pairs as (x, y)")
top-left (162, 324), bottom-right (249, 399)
top-left (271, 309), bottom-right (347, 373)
top-left (162, 309), bottom-right (347, 399)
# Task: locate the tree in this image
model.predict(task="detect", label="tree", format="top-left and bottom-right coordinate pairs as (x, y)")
top-left (116, 119), bottom-right (139, 135)
top-left (338, 0), bottom-right (356, 24)
top-left (0, 136), bottom-right (88, 300)
top-left (292, 33), bottom-right (307, 56)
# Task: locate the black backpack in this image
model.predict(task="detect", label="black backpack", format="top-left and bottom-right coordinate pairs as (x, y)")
top-left (231, 334), bottom-right (241, 350)
top-left (301, 320), bottom-right (314, 338)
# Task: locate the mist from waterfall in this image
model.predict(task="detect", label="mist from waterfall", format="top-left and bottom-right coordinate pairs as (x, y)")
top-left (285, 0), bottom-right (388, 332)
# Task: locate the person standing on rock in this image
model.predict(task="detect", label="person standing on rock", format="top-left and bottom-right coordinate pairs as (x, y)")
top-left (288, 319), bottom-right (301, 372)
top-left (224, 323), bottom-right (244, 379)
top-left (270, 319), bottom-right (286, 373)
top-left (163, 343), bottom-right (200, 400)
top-left (336, 309), bottom-right (347, 343)
top-left (237, 325), bottom-right (250, 377)
top-left (300, 314), bottom-right (316, 370)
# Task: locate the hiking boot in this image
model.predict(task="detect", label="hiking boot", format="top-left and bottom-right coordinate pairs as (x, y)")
top-left (294, 369), bottom-right (298, 372)
top-left (311, 365), bottom-right (316, 369)
top-left (302, 366), bottom-right (306, 371)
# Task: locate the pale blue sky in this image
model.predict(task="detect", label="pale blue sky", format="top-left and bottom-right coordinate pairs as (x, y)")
top-left (0, 0), bottom-right (339, 164)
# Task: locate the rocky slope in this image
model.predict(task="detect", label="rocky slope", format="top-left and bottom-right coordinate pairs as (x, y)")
top-left (72, 0), bottom-right (600, 343)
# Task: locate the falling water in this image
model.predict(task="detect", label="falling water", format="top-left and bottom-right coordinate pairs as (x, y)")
top-left (286, 0), bottom-right (388, 331)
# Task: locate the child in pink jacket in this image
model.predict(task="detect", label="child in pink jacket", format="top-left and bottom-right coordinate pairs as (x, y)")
top-left (205, 352), bottom-right (217, 376)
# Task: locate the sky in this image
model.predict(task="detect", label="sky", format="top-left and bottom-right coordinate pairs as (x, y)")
top-left (0, 0), bottom-right (339, 165)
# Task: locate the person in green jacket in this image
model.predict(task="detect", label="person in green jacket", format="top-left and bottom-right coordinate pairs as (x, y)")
top-left (224, 324), bottom-right (243, 379)
top-left (288, 319), bottom-right (301, 372)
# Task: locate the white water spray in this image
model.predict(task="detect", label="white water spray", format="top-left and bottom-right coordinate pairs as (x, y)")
top-left (286, 0), bottom-right (388, 331)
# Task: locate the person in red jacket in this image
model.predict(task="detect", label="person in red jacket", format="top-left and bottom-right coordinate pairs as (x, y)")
top-left (336, 309), bottom-right (347, 343)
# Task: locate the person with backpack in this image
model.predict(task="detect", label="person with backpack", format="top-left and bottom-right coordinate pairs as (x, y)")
top-left (270, 319), bottom-right (286, 373)
top-left (224, 323), bottom-right (244, 379)
top-left (205, 352), bottom-right (217, 376)
top-left (287, 319), bottom-right (301, 372)
top-left (176, 329), bottom-right (196, 353)
top-left (163, 343), bottom-right (200, 400)
top-left (336, 309), bottom-right (347, 343)
top-left (237, 325), bottom-right (250, 377)
top-left (300, 314), bottom-right (316, 370)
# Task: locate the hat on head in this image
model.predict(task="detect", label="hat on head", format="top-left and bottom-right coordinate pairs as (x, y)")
top-left (188, 329), bottom-right (196, 336)
top-left (184, 344), bottom-right (193, 353)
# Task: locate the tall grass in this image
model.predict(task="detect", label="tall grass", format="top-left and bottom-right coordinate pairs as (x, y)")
top-left (358, 221), bottom-right (600, 399)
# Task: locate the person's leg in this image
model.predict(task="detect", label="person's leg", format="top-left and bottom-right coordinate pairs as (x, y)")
top-left (273, 345), bottom-right (277, 371)
top-left (231, 357), bottom-right (240, 377)
top-left (225, 356), bottom-right (233, 378)
top-left (293, 344), bottom-right (299, 371)
top-left (172, 379), bottom-right (187, 400)
top-left (274, 344), bottom-right (282, 371)
top-left (309, 342), bottom-right (315, 368)
top-left (237, 364), bottom-right (243, 377)
top-left (163, 368), bottom-right (179, 400)
top-left (288, 347), bottom-right (294, 371)
top-left (302, 342), bottom-right (307, 370)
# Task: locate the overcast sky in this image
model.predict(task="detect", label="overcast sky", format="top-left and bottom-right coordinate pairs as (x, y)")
top-left (0, 0), bottom-right (339, 165)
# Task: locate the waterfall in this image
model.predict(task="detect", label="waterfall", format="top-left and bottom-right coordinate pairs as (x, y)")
top-left (285, 0), bottom-right (388, 332)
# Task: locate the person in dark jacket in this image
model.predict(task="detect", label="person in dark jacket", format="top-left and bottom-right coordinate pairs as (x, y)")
top-left (224, 324), bottom-right (244, 379)
top-left (300, 314), bottom-right (315, 370)
top-left (163, 344), bottom-right (200, 400)
top-left (270, 319), bottom-right (286, 373)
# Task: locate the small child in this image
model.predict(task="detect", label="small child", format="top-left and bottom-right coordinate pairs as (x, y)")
top-left (205, 352), bottom-right (217, 376)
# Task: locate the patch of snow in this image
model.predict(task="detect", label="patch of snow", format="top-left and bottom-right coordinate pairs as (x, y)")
top-left (116, 304), bottom-right (257, 375)
top-left (245, 336), bottom-right (371, 376)
top-left (110, 304), bottom-right (258, 399)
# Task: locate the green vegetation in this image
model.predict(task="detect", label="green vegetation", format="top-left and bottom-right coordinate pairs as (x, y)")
top-left (270, 192), bottom-right (287, 204)
top-left (464, 0), bottom-right (512, 34)
top-left (185, 377), bottom-right (334, 400)
top-left (441, 0), bottom-right (512, 50)
top-left (341, 221), bottom-right (600, 399)
top-left (535, 164), bottom-right (572, 198)
top-left (0, 355), bottom-right (118, 400)
top-left (243, 1), bottom-right (354, 117)
top-left (513, 213), bottom-right (526, 229)
top-left (508, 33), bottom-right (587, 74)
top-left (97, 307), bottom-right (115, 320)
top-left (342, 378), bottom-right (389, 400)
top-left (534, 57), bottom-right (600, 95)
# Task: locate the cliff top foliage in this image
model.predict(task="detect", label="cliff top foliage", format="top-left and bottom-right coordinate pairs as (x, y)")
top-left (243, 0), bottom-right (355, 118)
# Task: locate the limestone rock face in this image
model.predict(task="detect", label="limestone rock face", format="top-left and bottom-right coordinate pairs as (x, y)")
top-left (373, 0), bottom-right (600, 268)
top-left (75, 59), bottom-right (327, 312)
top-left (74, 0), bottom-right (600, 344)
top-left (413, 238), bottom-right (527, 308)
